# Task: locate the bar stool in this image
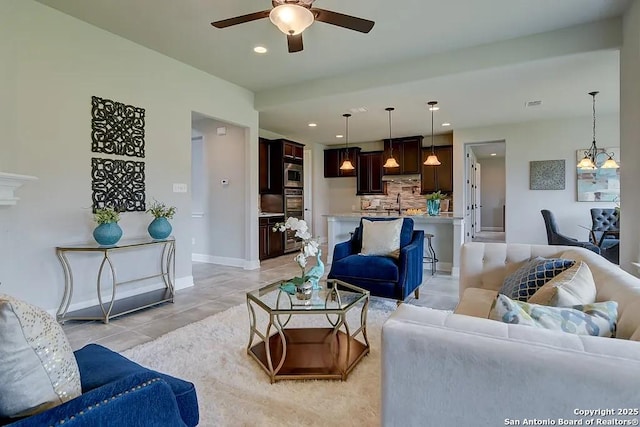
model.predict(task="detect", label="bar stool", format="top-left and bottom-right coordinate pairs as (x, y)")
top-left (423, 233), bottom-right (438, 275)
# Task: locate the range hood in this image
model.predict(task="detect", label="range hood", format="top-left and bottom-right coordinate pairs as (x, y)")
top-left (381, 174), bottom-right (421, 182)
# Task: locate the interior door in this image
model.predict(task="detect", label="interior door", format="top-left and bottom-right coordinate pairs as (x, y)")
top-left (303, 149), bottom-right (313, 232)
top-left (475, 162), bottom-right (482, 233)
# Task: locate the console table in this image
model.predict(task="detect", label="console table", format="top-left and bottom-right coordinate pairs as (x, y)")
top-left (56, 237), bottom-right (175, 324)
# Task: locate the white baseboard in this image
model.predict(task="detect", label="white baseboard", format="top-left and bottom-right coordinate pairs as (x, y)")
top-left (481, 227), bottom-right (504, 232)
top-left (47, 275), bottom-right (194, 317)
top-left (425, 261), bottom-right (452, 274)
top-left (192, 253), bottom-right (259, 270)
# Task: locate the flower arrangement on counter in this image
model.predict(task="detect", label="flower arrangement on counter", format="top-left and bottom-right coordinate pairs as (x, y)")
top-left (273, 217), bottom-right (321, 286)
top-left (93, 206), bottom-right (121, 224)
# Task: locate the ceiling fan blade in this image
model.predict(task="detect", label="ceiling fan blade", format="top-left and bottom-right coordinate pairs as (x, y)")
top-left (311, 8), bottom-right (375, 33)
top-left (211, 10), bottom-right (271, 29)
top-left (287, 34), bottom-right (304, 53)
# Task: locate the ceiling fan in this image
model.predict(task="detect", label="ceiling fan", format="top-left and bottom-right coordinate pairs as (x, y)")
top-left (211, 0), bottom-right (375, 53)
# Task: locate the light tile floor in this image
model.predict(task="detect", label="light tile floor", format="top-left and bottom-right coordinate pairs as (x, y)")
top-left (62, 248), bottom-right (460, 352)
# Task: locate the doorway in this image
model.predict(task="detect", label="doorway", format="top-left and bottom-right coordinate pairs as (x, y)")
top-left (464, 141), bottom-right (506, 243)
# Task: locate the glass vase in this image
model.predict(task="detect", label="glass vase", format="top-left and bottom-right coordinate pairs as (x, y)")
top-left (295, 281), bottom-right (313, 301)
top-left (427, 199), bottom-right (441, 216)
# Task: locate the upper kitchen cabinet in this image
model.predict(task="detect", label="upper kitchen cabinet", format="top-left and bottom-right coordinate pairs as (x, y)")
top-left (421, 145), bottom-right (453, 194)
top-left (383, 136), bottom-right (423, 175)
top-left (281, 139), bottom-right (304, 163)
top-left (357, 151), bottom-right (385, 195)
top-left (324, 147), bottom-right (361, 177)
top-left (259, 138), bottom-right (283, 194)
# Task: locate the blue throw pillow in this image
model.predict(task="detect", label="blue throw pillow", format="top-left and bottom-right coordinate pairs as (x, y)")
top-left (499, 257), bottom-right (575, 302)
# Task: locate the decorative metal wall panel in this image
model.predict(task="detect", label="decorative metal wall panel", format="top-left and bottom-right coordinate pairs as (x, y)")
top-left (91, 96), bottom-right (145, 158)
top-left (530, 160), bottom-right (565, 190)
top-left (91, 158), bottom-right (146, 211)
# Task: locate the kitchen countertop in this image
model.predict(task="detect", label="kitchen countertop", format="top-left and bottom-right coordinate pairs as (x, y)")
top-left (258, 212), bottom-right (285, 218)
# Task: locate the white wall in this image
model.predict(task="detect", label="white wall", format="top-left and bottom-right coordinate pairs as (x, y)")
top-left (454, 115), bottom-right (619, 245)
top-left (0, 0), bottom-right (259, 311)
top-left (191, 119), bottom-right (247, 264)
top-left (479, 157), bottom-right (506, 230)
top-left (620, 0), bottom-right (640, 272)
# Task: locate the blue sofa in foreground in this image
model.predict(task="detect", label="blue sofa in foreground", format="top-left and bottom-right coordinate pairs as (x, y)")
top-left (3, 344), bottom-right (199, 427)
top-left (328, 217), bottom-right (424, 302)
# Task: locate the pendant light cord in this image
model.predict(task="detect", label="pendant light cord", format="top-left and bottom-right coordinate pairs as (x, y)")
top-left (431, 104), bottom-right (435, 154)
top-left (387, 107), bottom-right (394, 157)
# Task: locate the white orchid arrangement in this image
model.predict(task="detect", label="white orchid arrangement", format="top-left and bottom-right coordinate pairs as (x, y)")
top-left (273, 217), bottom-right (319, 284)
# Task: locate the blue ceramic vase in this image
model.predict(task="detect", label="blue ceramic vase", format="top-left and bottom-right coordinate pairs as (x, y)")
top-left (427, 199), bottom-right (441, 216)
top-left (93, 222), bottom-right (123, 246)
top-left (148, 217), bottom-right (172, 240)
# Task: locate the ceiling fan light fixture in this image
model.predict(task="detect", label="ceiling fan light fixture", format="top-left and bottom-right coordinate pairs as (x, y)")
top-left (269, 4), bottom-right (314, 36)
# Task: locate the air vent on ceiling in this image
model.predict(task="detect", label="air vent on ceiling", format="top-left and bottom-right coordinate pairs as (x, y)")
top-left (525, 100), bottom-right (543, 107)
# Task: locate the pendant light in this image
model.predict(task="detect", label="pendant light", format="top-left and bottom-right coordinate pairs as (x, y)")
top-left (424, 101), bottom-right (442, 166)
top-left (577, 91), bottom-right (619, 170)
top-left (339, 113), bottom-right (355, 171)
top-left (383, 107), bottom-right (400, 168)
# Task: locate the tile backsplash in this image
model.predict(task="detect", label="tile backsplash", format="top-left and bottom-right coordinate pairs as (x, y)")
top-left (360, 179), bottom-right (452, 212)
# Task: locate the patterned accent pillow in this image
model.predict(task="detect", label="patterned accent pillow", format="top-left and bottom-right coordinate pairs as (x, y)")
top-left (490, 294), bottom-right (617, 337)
top-left (499, 257), bottom-right (575, 302)
top-left (0, 294), bottom-right (81, 418)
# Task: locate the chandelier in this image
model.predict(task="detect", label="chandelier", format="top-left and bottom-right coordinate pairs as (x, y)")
top-left (577, 91), bottom-right (619, 170)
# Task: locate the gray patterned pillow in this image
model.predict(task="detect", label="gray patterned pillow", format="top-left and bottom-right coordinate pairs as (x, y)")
top-left (0, 294), bottom-right (81, 418)
top-left (499, 257), bottom-right (575, 301)
top-left (490, 294), bottom-right (618, 337)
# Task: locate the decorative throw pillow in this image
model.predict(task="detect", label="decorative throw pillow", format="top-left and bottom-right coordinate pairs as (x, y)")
top-left (528, 261), bottom-right (597, 307)
top-left (360, 218), bottom-right (403, 259)
top-left (0, 294), bottom-right (81, 418)
top-left (490, 294), bottom-right (617, 337)
top-left (499, 257), bottom-right (575, 302)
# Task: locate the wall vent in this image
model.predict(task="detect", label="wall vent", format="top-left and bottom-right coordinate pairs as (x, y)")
top-left (525, 100), bottom-right (543, 107)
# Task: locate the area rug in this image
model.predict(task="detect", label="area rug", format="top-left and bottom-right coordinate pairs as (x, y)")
top-left (123, 298), bottom-right (398, 427)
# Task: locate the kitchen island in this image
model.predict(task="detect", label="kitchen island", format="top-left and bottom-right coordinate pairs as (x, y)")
top-left (325, 213), bottom-right (464, 276)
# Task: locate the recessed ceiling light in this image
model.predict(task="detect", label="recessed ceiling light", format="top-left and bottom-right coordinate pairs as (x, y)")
top-left (490, 153), bottom-right (497, 156)
top-left (336, 134), bottom-right (344, 138)
top-left (429, 106), bottom-right (440, 111)
top-left (253, 46), bottom-right (267, 54)
top-left (308, 123), bottom-right (317, 127)
top-left (441, 122), bottom-right (451, 127)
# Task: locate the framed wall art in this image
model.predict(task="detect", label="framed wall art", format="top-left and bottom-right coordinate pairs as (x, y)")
top-left (529, 160), bottom-right (565, 190)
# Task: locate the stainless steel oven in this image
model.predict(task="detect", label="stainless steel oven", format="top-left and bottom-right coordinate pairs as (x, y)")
top-left (284, 188), bottom-right (303, 252)
top-left (284, 162), bottom-right (303, 188)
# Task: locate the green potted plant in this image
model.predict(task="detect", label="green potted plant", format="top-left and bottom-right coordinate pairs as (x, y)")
top-left (146, 200), bottom-right (176, 240)
top-left (92, 206), bottom-right (123, 245)
top-left (426, 191), bottom-right (445, 216)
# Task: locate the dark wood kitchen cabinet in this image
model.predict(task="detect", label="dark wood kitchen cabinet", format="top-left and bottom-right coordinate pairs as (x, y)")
top-left (421, 145), bottom-right (453, 194)
top-left (259, 138), bottom-right (283, 195)
top-left (281, 140), bottom-right (304, 162)
top-left (259, 216), bottom-right (284, 260)
top-left (324, 147), bottom-right (361, 177)
top-left (357, 151), bottom-right (385, 195)
top-left (383, 136), bottom-right (423, 175)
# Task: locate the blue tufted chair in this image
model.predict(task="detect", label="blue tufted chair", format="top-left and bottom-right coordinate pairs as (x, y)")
top-left (590, 208), bottom-right (620, 264)
top-left (541, 210), bottom-right (600, 254)
top-left (328, 217), bottom-right (424, 302)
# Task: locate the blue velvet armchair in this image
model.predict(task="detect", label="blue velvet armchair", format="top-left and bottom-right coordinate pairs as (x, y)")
top-left (328, 217), bottom-right (424, 301)
top-left (3, 344), bottom-right (199, 427)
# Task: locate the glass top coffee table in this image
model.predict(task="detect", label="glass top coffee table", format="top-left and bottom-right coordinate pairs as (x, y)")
top-left (246, 279), bottom-right (370, 383)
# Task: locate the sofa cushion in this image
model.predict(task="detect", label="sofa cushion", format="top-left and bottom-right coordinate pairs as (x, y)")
top-left (528, 261), bottom-right (596, 307)
top-left (0, 294), bottom-right (81, 419)
top-left (454, 288), bottom-right (498, 318)
top-left (490, 294), bottom-right (618, 337)
top-left (499, 257), bottom-right (575, 302)
top-left (361, 218), bottom-right (403, 258)
top-left (74, 344), bottom-right (199, 427)
top-left (329, 254), bottom-right (399, 282)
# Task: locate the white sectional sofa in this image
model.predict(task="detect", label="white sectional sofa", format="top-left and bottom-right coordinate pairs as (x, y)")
top-left (381, 243), bottom-right (640, 427)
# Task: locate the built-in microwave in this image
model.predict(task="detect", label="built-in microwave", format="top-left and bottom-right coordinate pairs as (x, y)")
top-left (284, 162), bottom-right (303, 188)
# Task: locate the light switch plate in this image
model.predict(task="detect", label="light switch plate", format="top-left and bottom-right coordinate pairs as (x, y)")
top-left (173, 183), bottom-right (188, 193)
